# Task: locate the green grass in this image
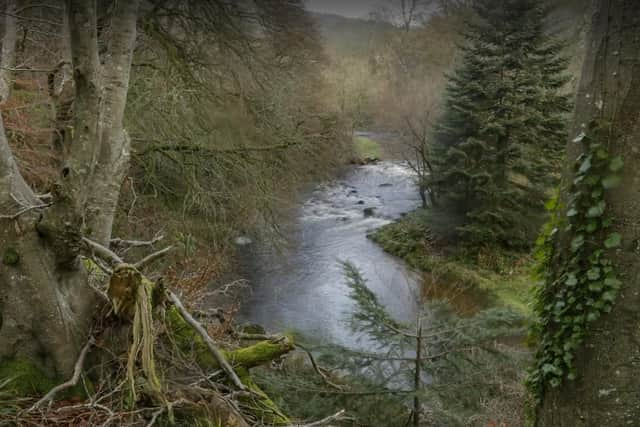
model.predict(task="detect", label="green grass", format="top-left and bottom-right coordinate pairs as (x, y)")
top-left (353, 136), bottom-right (382, 160)
top-left (369, 209), bottom-right (535, 316)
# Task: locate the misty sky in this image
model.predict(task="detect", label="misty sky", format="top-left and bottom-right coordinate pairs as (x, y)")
top-left (304, 0), bottom-right (382, 19)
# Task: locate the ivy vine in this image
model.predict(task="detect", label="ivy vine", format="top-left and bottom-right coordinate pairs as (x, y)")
top-left (528, 121), bottom-right (624, 400)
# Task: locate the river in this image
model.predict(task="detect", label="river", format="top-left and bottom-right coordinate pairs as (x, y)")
top-left (238, 161), bottom-right (422, 348)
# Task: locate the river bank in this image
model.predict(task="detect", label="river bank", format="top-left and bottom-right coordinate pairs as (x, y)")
top-left (368, 208), bottom-right (536, 316)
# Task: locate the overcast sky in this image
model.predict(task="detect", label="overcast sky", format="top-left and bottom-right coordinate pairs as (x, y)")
top-left (304, 0), bottom-right (382, 19)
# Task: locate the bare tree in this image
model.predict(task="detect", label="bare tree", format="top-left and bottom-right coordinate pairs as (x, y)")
top-left (0, 0), bottom-right (139, 376)
top-left (403, 112), bottom-right (437, 209)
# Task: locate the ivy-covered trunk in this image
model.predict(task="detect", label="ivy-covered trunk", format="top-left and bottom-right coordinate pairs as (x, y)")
top-left (536, 0), bottom-right (640, 424)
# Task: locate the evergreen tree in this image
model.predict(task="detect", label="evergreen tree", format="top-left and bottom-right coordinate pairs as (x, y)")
top-left (431, 0), bottom-right (571, 248)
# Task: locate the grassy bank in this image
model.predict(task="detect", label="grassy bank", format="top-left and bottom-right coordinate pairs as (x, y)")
top-left (369, 209), bottom-right (536, 316)
top-left (353, 135), bottom-right (383, 161)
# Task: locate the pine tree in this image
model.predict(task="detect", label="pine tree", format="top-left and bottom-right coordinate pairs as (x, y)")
top-left (431, 0), bottom-right (571, 248)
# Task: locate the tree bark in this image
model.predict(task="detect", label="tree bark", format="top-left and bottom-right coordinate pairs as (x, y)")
top-left (538, 1), bottom-right (640, 425)
top-left (85, 0), bottom-right (139, 245)
top-left (0, 0), bottom-right (139, 378)
top-left (0, 0), bottom-right (17, 103)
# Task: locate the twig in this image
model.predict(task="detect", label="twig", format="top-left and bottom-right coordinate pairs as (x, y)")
top-left (167, 291), bottom-right (246, 391)
top-left (211, 279), bottom-right (249, 297)
top-left (290, 409), bottom-right (349, 427)
top-left (296, 344), bottom-right (343, 390)
top-left (134, 246), bottom-right (173, 269)
top-left (28, 336), bottom-right (95, 411)
top-left (0, 202), bottom-right (51, 220)
top-left (146, 407), bottom-right (164, 427)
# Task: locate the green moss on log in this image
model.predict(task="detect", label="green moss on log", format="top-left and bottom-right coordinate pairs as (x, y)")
top-left (165, 306), bottom-right (294, 371)
top-left (164, 305), bottom-right (293, 424)
top-left (236, 367), bottom-right (290, 425)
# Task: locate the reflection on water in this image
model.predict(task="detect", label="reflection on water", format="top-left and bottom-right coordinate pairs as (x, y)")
top-left (238, 162), bottom-right (422, 348)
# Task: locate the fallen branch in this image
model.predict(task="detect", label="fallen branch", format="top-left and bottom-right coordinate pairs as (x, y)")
top-left (134, 246), bottom-right (173, 270)
top-left (28, 336), bottom-right (95, 411)
top-left (167, 291), bottom-right (246, 391)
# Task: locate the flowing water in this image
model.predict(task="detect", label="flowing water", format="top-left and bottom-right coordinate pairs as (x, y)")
top-left (238, 161), bottom-right (422, 348)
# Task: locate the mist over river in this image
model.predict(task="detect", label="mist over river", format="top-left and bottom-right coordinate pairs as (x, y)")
top-left (238, 160), bottom-right (422, 348)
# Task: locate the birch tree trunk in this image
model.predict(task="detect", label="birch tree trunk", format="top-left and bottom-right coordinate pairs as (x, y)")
top-left (538, 1), bottom-right (640, 424)
top-left (0, 0), bottom-right (139, 377)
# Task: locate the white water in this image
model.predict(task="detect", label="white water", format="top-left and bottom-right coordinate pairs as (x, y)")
top-left (238, 161), bottom-right (422, 348)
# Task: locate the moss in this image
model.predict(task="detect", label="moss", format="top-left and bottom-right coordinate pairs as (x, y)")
top-left (164, 306), bottom-right (293, 424)
top-left (0, 359), bottom-right (56, 396)
top-left (166, 306), bottom-right (295, 370)
top-left (236, 367), bottom-right (290, 425)
top-left (369, 211), bottom-right (535, 315)
top-left (225, 337), bottom-right (295, 370)
top-left (2, 247), bottom-right (19, 266)
top-left (353, 136), bottom-right (382, 160)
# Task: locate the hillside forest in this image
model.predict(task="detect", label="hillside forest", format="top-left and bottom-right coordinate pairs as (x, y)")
top-left (0, 0), bottom-right (639, 426)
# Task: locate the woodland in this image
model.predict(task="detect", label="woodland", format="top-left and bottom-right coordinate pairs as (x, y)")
top-left (0, 0), bottom-right (638, 426)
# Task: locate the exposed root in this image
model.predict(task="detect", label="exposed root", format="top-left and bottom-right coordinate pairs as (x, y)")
top-left (27, 336), bottom-right (95, 412)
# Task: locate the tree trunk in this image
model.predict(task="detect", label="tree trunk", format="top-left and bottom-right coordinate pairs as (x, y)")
top-left (85, 0), bottom-right (139, 245)
top-left (538, 1), bottom-right (640, 425)
top-left (0, 0), bottom-right (139, 378)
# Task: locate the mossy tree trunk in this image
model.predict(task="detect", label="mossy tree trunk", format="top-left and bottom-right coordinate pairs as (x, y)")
top-left (0, 0), bottom-right (139, 378)
top-left (538, 1), bottom-right (640, 424)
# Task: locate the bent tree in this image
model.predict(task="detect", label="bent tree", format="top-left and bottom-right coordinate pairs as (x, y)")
top-left (0, 0), bottom-right (139, 377)
top-left (534, 0), bottom-right (640, 424)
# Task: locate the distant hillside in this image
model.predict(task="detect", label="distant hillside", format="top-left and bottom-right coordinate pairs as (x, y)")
top-left (310, 12), bottom-right (392, 57)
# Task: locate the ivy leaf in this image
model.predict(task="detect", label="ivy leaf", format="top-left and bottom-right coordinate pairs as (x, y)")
top-left (591, 188), bottom-right (603, 199)
top-left (571, 235), bottom-right (585, 252)
top-left (588, 282), bottom-right (603, 292)
top-left (586, 201), bottom-right (606, 218)
top-left (602, 175), bottom-right (621, 189)
top-left (579, 156), bottom-right (592, 173)
top-left (572, 132), bottom-right (586, 143)
top-left (604, 233), bottom-right (622, 249)
top-left (595, 148), bottom-right (609, 160)
top-left (609, 156), bottom-right (624, 172)
top-left (565, 274), bottom-right (578, 287)
top-left (602, 291), bottom-right (616, 302)
top-left (604, 277), bottom-right (622, 289)
top-left (587, 311), bottom-right (599, 322)
top-left (587, 267), bottom-right (601, 280)
top-left (586, 221), bottom-right (598, 233)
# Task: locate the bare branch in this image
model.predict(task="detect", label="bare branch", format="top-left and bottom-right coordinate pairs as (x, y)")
top-left (82, 237), bottom-right (124, 265)
top-left (133, 246), bottom-right (173, 270)
top-left (290, 409), bottom-right (349, 427)
top-left (297, 344), bottom-right (344, 390)
top-left (110, 233), bottom-right (164, 251)
top-left (0, 201), bottom-right (51, 220)
top-left (28, 336), bottom-right (95, 411)
top-left (167, 290), bottom-right (246, 391)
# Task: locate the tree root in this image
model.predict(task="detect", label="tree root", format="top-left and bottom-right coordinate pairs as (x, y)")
top-left (27, 336), bottom-right (95, 411)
